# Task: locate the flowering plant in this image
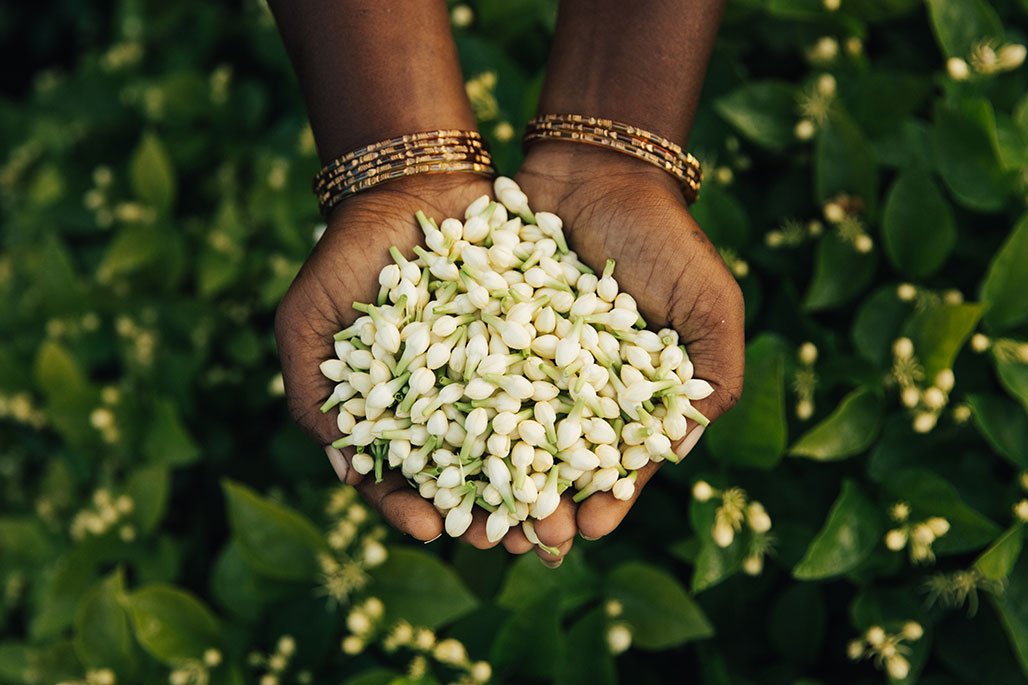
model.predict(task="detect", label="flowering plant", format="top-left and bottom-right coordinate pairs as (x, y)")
top-left (1, 0), bottom-right (1027, 683)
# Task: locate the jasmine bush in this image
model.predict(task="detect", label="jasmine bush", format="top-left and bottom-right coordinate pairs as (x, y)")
top-left (1, 1), bottom-right (1026, 684)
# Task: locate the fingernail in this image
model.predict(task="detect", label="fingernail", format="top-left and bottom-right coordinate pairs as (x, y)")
top-left (540, 556), bottom-right (563, 569)
top-left (424, 533), bottom-right (443, 544)
top-left (324, 446), bottom-right (350, 482)
top-left (674, 425), bottom-right (706, 459)
top-left (580, 533), bottom-right (601, 541)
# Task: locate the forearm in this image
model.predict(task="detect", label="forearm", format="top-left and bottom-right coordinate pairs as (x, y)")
top-left (538, 0), bottom-right (726, 146)
top-left (268, 0), bottom-right (475, 163)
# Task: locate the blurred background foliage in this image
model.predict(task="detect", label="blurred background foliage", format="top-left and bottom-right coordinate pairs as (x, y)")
top-left (1, 0), bottom-right (1028, 683)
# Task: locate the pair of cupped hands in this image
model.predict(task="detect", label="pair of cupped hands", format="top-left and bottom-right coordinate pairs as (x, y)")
top-left (275, 143), bottom-right (745, 567)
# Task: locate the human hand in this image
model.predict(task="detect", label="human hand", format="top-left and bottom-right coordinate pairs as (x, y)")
top-left (515, 143), bottom-right (746, 550)
top-left (275, 175), bottom-right (510, 546)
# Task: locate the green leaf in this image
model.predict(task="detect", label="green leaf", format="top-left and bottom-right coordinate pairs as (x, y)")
top-left (74, 570), bottom-right (136, 674)
top-left (125, 465), bottom-right (170, 534)
top-left (210, 541), bottom-right (291, 620)
top-left (769, 583), bottom-right (826, 663)
top-left (122, 584), bottom-right (221, 664)
top-left (97, 225), bottom-right (165, 283)
top-left (130, 133), bottom-right (176, 211)
top-left (926, 0), bottom-right (1003, 57)
top-left (556, 609), bottom-right (616, 685)
top-left (490, 590), bottom-right (563, 680)
top-left (790, 388), bottom-right (884, 461)
top-left (689, 497), bottom-right (746, 592)
top-left (606, 562), bottom-right (713, 649)
top-left (688, 181), bottom-right (750, 250)
top-left (991, 554), bottom-right (1028, 678)
top-left (221, 480), bottom-right (327, 582)
top-left (804, 231), bottom-right (877, 311)
top-left (143, 399), bottom-right (201, 466)
top-left (0, 516), bottom-right (55, 567)
top-left (496, 551), bottom-right (598, 614)
top-left (975, 525), bottom-right (1025, 581)
top-left (881, 170), bottom-right (957, 278)
top-left (714, 81), bottom-right (798, 151)
top-left (981, 214), bottom-right (1028, 332)
top-left (706, 335), bottom-right (788, 469)
top-left (342, 670), bottom-right (402, 685)
top-left (966, 394), bottom-right (1028, 468)
top-left (793, 480), bottom-right (883, 580)
top-left (852, 287), bottom-right (911, 367)
top-left (882, 468), bottom-right (1000, 554)
top-left (906, 302), bottom-right (983, 378)
top-left (997, 358), bottom-right (1028, 416)
top-left (933, 99), bottom-right (1009, 212)
top-left (815, 112), bottom-right (878, 215)
top-left (33, 340), bottom-right (88, 397)
top-left (370, 548), bottom-right (478, 629)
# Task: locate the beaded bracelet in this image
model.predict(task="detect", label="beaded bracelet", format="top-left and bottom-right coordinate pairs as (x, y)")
top-left (313, 129), bottom-right (496, 216)
top-left (523, 114), bottom-right (702, 203)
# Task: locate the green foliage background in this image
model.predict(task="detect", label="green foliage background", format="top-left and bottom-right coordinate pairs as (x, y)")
top-left (1, 0), bottom-right (1027, 683)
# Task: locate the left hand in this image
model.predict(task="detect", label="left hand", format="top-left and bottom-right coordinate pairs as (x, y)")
top-left (515, 143), bottom-right (746, 550)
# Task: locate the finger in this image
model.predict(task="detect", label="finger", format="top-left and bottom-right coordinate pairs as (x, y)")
top-left (324, 446), bottom-right (364, 486)
top-left (502, 525), bottom-right (534, 554)
top-left (576, 458), bottom-right (664, 540)
top-left (356, 469), bottom-right (443, 541)
top-left (534, 494), bottom-right (577, 547)
top-left (460, 507), bottom-right (501, 550)
top-left (671, 265), bottom-right (746, 426)
top-left (535, 538), bottom-right (573, 568)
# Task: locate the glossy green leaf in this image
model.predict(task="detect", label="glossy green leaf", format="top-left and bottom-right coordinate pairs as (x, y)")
top-left (125, 465), bottom-right (170, 534)
top-left (975, 525), bottom-right (1025, 581)
top-left (556, 609), bottom-right (616, 685)
top-left (706, 335), bottom-right (788, 469)
top-left (496, 551), bottom-right (598, 613)
top-left (804, 231), bottom-right (877, 311)
top-left (906, 302), bottom-right (982, 378)
top-left (714, 81), bottom-right (797, 151)
top-left (688, 182), bottom-right (750, 250)
top-left (221, 480), bottom-right (327, 582)
top-left (793, 480), bottom-right (883, 580)
top-left (790, 388), bottom-right (884, 460)
top-left (997, 359), bottom-right (1028, 416)
top-left (74, 571), bottom-right (136, 674)
top-left (926, 0), bottom-right (1003, 57)
top-left (981, 214), bottom-right (1028, 332)
top-left (688, 491), bottom-right (746, 593)
top-left (606, 562), bottom-right (713, 649)
top-left (882, 170), bottom-right (956, 277)
top-left (370, 548), bottom-right (478, 629)
top-left (933, 99), bottom-right (1009, 212)
top-left (123, 584), bottom-right (221, 663)
top-left (883, 468), bottom-right (1000, 554)
top-left (966, 394), bottom-right (1028, 468)
top-left (130, 133), bottom-right (176, 211)
top-left (991, 554), bottom-right (1028, 679)
top-left (769, 583), bottom-right (826, 663)
top-left (815, 112), bottom-right (878, 214)
top-left (852, 286), bottom-right (912, 367)
top-left (144, 399), bottom-right (200, 466)
top-left (490, 590), bottom-right (563, 680)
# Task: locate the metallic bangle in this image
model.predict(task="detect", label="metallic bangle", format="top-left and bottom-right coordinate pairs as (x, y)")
top-left (313, 129), bottom-right (496, 216)
top-left (523, 114), bottom-right (701, 203)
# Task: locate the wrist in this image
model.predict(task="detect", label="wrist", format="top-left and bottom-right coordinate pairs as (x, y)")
top-left (520, 141), bottom-right (683, 198)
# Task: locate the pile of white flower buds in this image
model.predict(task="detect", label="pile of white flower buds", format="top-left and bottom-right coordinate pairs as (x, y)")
top-left (320, 177), bottom-right (711, 543)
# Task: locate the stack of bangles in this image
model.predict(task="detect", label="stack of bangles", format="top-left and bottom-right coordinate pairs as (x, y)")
top-left (311, 116), bottom-right (702, 215)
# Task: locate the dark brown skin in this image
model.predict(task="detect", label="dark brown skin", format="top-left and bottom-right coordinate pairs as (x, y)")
top-left (270, 0), bottom-right (741, 566)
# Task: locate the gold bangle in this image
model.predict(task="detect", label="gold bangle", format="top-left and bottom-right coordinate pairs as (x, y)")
top-left (523, 114), bottom-right (701, 203)
top-left (313, 129), bottom-right (495, 216)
